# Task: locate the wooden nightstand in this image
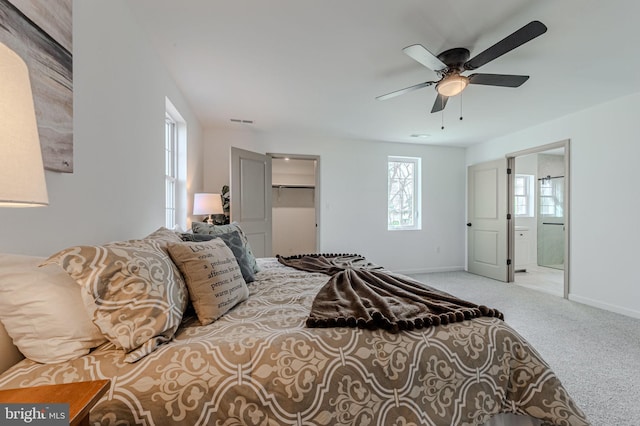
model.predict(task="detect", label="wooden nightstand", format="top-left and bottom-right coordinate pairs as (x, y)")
top-left (0, 380), bottom-right (110, 426)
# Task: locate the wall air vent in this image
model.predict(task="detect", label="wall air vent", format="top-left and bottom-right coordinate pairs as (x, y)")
top-left (230, 119), bottom-right (254, 124)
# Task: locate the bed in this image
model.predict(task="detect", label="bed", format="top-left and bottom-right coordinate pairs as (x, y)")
top-left (0, 225), bottom-right (588, 426)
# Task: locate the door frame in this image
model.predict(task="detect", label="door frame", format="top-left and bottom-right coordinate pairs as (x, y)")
top-left (267, 153), bottom-right (321, 252)
top-left (506, 139), bottom-right (570, 299)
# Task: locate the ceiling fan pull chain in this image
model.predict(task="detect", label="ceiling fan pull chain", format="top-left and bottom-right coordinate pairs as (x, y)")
top-left (441, 108), bottom-right (445, 130)
top-left (460, 93), bottom-right (463, 121)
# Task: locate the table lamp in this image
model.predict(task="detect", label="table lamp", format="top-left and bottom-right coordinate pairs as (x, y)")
top-left (0, 42), bottom-right (48, 207)
top-left (193, 193), bottom-right (223, 224)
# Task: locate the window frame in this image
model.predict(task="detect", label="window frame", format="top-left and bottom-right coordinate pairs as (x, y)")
top-left (514, 174), bottom-right (534, 217)
top-left (165, 113), bottom-right (178, 229)
top-left (387, 156), bottom-right (422, 231)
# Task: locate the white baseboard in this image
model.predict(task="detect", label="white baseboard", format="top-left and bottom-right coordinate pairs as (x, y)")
top-left (569, 294), bottom-right (640, 320)
top-left (394, 266), bottom-right (465, 275)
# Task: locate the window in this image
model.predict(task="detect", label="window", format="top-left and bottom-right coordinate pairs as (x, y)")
top-left (539, 176), bottom-right (564, 217)
top-left (514, 174), bottom-right (534, 217)
top-left (165, 113), bottom-right (178, 229)
top-left (165, 98), bottom-right (188, 231)
top-left (387, 156), bottom-right (421, 230)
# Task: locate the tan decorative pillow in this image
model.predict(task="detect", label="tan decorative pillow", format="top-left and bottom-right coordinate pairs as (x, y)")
top-left (168, 239), bottom-right (249, 325)
top-left (144, 226), bottom-right (183, 248)
top-left (43, 239), bottom-right (189, 363)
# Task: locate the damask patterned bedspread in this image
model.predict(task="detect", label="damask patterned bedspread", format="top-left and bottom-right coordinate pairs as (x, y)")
top-left (0, 259), bottom-right (588, 426)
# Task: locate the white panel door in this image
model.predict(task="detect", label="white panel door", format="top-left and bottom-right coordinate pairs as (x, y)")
top-left (467, 159), bottom-right (508, 281)
top-left (230, 147), bottom-right (272, 257)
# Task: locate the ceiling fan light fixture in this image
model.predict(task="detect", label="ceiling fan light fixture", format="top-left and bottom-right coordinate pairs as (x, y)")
top-left (436, 75), bottom-right (468, 97)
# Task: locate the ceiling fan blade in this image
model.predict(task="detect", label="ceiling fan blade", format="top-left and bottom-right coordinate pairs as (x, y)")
top-left (376, 81), bottom-right (436, 101)
top-left (403, 44), bottom-right (447, 71)
top-left (431, 94), bottom-right (449, 113)
top-left (464, 21), bottom-right (547, 71)
top-left (468, 73), bottom-right (530, 87)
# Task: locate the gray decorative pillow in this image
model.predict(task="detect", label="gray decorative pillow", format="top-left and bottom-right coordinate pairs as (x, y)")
top-left (167, 239), bottom-right (249, 326)
top-left (43, 238), bottom-right (189, 363)
top-left (180, 231), bottom-right (256, 282)
top-left (192, 222), bottom-right (259, 273)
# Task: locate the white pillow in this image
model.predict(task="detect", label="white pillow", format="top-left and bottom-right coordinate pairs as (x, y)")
top-left (0, 253), bottom-right (106, 364)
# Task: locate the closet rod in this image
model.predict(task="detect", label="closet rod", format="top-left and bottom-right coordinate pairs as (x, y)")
top-left (272, 185), bottom-right (315, 189)
top-left (537, 175), bottom-right (564, 181)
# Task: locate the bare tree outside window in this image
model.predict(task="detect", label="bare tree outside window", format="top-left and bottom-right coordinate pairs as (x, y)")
top-left (388, 156), bottom-right (421, 230)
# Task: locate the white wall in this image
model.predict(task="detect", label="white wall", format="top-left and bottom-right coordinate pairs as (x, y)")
top-left (466, 92), bottom-right (640, 319)
top-left (204, 128), bottom-right (466, 273)
top-left (0, 0), bottom-right (203, 256)
top-left (272, 187), bottom-right (316, 256)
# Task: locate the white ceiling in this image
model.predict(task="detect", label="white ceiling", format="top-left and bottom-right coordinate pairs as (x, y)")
top-left (125, 0), bottom-right (640, 147)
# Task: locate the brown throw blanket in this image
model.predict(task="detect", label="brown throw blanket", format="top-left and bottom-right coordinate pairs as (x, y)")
top-left (278, 253), bottom-right (504, 332)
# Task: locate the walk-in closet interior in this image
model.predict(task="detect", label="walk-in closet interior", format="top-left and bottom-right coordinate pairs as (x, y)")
top-left (271, 157), bottom-right (318, 256)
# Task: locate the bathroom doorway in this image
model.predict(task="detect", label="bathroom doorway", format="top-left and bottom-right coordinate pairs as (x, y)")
top-left (507, 140), bottom-right (569, 298)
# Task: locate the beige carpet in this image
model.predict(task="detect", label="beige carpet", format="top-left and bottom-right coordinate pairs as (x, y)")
top-left (407, 271), bottom-right (640, 426)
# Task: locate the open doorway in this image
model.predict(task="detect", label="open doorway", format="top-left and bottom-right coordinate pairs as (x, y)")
top-left (507, 140), bottom-right (570, 298)
top-left (269, 154), bottom-right (320, 256)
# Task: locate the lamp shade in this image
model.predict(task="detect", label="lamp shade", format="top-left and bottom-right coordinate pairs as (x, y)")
top-left (0, 42), bottom-right (48, 207)
top-left (436, 74), bottom-right (469, 97)
top-left (193, 193), bottom-right (223, 215)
